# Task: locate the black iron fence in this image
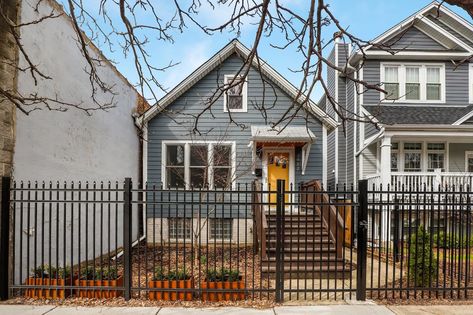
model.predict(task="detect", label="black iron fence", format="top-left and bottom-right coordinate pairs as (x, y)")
top-left (1, 177), bottom-right (473, 302)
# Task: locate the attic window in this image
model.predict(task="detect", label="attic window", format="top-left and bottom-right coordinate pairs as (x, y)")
top-left (224, 75), bottom-right (247, 112)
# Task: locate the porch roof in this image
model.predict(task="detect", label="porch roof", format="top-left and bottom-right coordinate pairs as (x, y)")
top-left (250, 125), bottom-right (316, 143)
top-left (363, 105), bottom-right (473, 125)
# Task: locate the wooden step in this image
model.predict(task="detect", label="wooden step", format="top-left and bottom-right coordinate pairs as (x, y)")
top-left (261, 264), bottom-right (353, 279)
top-left (266, 245), bottom-right (337, 253)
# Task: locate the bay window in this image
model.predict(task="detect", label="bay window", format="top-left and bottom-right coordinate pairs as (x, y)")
top-left (163, 142), bottom-right (234, 189)
top-left (381, 63), bottom-right (444, 102)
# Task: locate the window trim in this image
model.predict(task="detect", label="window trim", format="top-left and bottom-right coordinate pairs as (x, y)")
top-left (162, 140), bottom-right (236, 189)
top-left (390, 140), bottom-right (448, 173)
top-left (426, 143), bottom-right (446, 172)
top-left (168, 218), bottom-right (192, 241)
top-left (469, 64), bottom-right (473, 104)
top-left (380, 62), bottom-right (445, 103)
top-left (209, 218), bottom-right (233, 241)
top-left (465, 151), bottom-right (473, 172)
top-left (223, 75), bottom-right (248, 113)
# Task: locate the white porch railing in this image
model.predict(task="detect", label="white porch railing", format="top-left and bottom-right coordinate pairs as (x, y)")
top-left (366, 171), bottom-right (473, 190)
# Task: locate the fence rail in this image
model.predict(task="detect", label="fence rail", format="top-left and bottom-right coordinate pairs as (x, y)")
top-left (2, 177), bottom-right (473, 302)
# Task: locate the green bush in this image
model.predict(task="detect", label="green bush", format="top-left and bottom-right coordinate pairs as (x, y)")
top-left (79, 266), bottom-right (95, 280)
top-left (432, 231), bottom-right (473, 249)
top-left (95, 267), bottom-right (119, 280)
top-left (409, 226), bottom-right (438, 287)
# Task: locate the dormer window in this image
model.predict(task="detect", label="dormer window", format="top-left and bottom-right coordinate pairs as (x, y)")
top-left (224, 75), bottom-right (247, 112)
top-left (381, 63), bottom-right (445, 103)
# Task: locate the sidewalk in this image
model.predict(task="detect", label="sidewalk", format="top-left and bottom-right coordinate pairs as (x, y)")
top-left (2, 304), bottom-right (473, 315)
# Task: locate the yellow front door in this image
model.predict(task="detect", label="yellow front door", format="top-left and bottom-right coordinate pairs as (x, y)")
top-left (267, 152), bottom-right (290, 205)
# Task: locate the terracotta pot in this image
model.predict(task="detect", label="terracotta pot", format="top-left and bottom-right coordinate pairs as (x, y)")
top-left (74, 276), bottom-right (123, 299)
top-left (25, 277), bottom-right (73, 299)
top-left (148, 279), bottom-right (194, 301)
top-left (201, 277), bottom-right (245, 301)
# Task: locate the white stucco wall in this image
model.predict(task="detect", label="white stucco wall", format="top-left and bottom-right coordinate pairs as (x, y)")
top-left (14, 0), bottom-right (140, 182)
top-left (11, 0), bottom-right (142, 283)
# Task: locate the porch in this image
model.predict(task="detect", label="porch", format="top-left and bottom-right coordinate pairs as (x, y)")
top-left (367, 171), bottom-right (473, 190)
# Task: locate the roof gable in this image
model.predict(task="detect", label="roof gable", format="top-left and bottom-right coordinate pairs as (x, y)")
top-left (382, 25), bottom-right (449, 51)
top-left (139, 40), bottom-right (337, 130)
top-left (364, 1), bottom-right (473, 54)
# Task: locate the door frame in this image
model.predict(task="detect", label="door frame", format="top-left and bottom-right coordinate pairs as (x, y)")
top-left (262, 147), bottom-right (296, 191)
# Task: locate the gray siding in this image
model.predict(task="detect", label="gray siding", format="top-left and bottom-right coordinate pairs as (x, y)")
top-left (337, 44), bottom-right (348, 185)
top-left (326, 46), bottom-right (336, 186)
top-left (362, 143), bottom-right (378, 177)
top-left (449, 143), bottom-right (473, 172)
top-left (147, 54), bottom-right (325, 216)
top-left (362, 60), bottom-right (469, 105)
top-left (383, 26), bottom-right (446, 51)
top-left (345, 78), bottom-right (355, 185)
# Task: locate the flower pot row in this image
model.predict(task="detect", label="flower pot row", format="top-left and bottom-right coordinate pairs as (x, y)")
top-left (25, 265), bottom-right (246, 301)
top-left (147, 268), bottom-right (246, 301)
top-left (25, 265), bottom-right (123, 299)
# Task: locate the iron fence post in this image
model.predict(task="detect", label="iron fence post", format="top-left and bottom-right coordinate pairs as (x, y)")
top-left (275, 179), bottom-right (285, 303)
top-left (356, 179), bottom-right (368, 301)
top-left (393, 197), bottom-right (400, 262)
top-left (123, 177), bottom-right (132, 300)
top-left (0, 177), bottom-right (11, 300)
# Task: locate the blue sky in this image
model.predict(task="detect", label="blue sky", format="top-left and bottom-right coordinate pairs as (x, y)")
top-left (70, 0), bottom-right (472, 102)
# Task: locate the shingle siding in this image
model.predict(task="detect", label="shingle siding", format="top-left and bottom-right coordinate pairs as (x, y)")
top-left (147, 54), bottom-right (325, 216)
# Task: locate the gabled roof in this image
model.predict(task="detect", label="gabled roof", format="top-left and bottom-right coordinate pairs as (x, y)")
top-left (350, 1), bottom-right (473, 64)
top-left (139, 40), bottom-right (337, 130)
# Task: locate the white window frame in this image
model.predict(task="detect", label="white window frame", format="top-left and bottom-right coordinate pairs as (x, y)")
top-left (380, 62), bottom-right (445, 103)
top-left (390, 140), bottom-right (448, 173)
top-left (162, 140), bottom-right (236, 189)
top-left (426, 143), bottom-right (446, 172)
top-left (465, 151), bottom-right (473, 172)
top-left (403, 142), bottom-right (423, 172)
top-left (209, 218), bottom-right (233, 241)
top-left (168, 218), bottom-right (192, 241)
top-left (391, 142), bottom-right (399, 172)
top-left (223, 75), bottom-right (248, 113)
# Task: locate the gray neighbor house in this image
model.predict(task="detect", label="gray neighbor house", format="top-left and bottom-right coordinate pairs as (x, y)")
top-left (138, 0), bottom-right (473, 243)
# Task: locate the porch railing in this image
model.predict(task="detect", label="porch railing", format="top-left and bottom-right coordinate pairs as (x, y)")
top-left (366, 171), bottom-right (473, 190)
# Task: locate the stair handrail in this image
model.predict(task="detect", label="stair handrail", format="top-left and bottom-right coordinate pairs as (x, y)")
top-left (252, 179), bottom-right (268, 260)
top-left (300, 180), bottom-right (345, 257)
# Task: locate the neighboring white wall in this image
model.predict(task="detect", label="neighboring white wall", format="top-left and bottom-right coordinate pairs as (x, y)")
top-left (14, 0), bottom-right (140, 182)
top-left (12, 0), bottom-right (141, 283)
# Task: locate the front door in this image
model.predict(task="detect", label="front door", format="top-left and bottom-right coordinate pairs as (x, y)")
top-left (267, 152), bottom-right (290, 204)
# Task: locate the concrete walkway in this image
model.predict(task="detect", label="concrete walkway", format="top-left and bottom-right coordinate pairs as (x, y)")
top-left (2, 304), bottom-right (473, 315)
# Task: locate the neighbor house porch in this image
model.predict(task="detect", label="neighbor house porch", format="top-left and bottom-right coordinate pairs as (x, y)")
top-left (362, 129), bottom-right (473, 190)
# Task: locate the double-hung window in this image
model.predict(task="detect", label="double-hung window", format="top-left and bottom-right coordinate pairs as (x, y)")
top-left (404, 143), bottom-right (422, 172)
top-left (391, 142), bottom-right (399, 172)
top-left (381, 64), bottom-right (444, 102)
top-left (163, 142), bottom-right (234, 189)
top-left (427, 143), bottom-right (445, 172)
top-left (224, 75), bottom-right (247, 112)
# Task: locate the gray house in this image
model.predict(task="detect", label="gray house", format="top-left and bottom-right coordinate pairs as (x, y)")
top-left (325, 1), bottom-right (473, 191)
top-left (138, 40), bottom-right (337, 243)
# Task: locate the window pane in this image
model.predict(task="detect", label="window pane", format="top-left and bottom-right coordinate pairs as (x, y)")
top-left (166, 167), bottom-right (185, 188)
top-left (404, 152), bottom-right (421, 172)
top-left (427, 143), bottom-right (445, 150)
top-left (427, 84), bottom-right (441, 100)
top-left (190, 145), bottom-right (208, 166)
top-left (214, 168), bottom-right (231, 188)
top-left (404, 143), bottom-right (422, 150)
top-left (385, 66), bottom-right (398, 82)
top-left (169, 218), bottom-right (191, 240)
top-left (213, 145), bottom-right (231, 166)
top-left (166, 145), bottom-right (185, 166)
top-left (427, 67), bottom-right (440, 83)
top-left (406, 67), bottom-right (419, 83)
top-left (468, 157), bottom-right (473, 172)
top-left (190, 167), bottom-right (207, 188)
top-left (428, 153), bottom-right (444, 171)
top-left (391, 153), bottom-right (398, 172)
top-left (406, 83), bottom-right (420, 100)
top-left (384, 83), bottom-right (399, 100)
top-left (392, 142), bottom-right (399, 150)
top-left (227, 95), bottom-right (243, 109)
top-left (210, 218), bottom-right (233, 240)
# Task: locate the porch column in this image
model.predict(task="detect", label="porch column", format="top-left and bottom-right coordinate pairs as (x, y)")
top-left (379, 136), bottom-right (391, 243)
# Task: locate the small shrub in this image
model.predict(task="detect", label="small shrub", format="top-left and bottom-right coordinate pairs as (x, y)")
top-left (152, 267), bottom-right (166, 281)
top-left (167, 269), bottom-right (190, 281)
top-left (206, 268), bottom-right (240, 282)
top-left (95, 267), bottom-right (119, 280)
top-left (409, 225), bottom-right (438, 287)
top-left (79, 266), bottom-right (95, 280)
top-left (433, 232), bottom-right (473, 249)
top-left (31, 265), bottom-right (70, 279)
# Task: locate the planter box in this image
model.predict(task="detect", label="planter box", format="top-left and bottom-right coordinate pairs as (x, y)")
top-left (25, 277), bottom-right (73, 299)
top-left (148, 279), bottom-right (194, 301)
top-left (74, 276), bottom-right (123, 299)
top-left (201, 278), bottom-right (245, 301)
